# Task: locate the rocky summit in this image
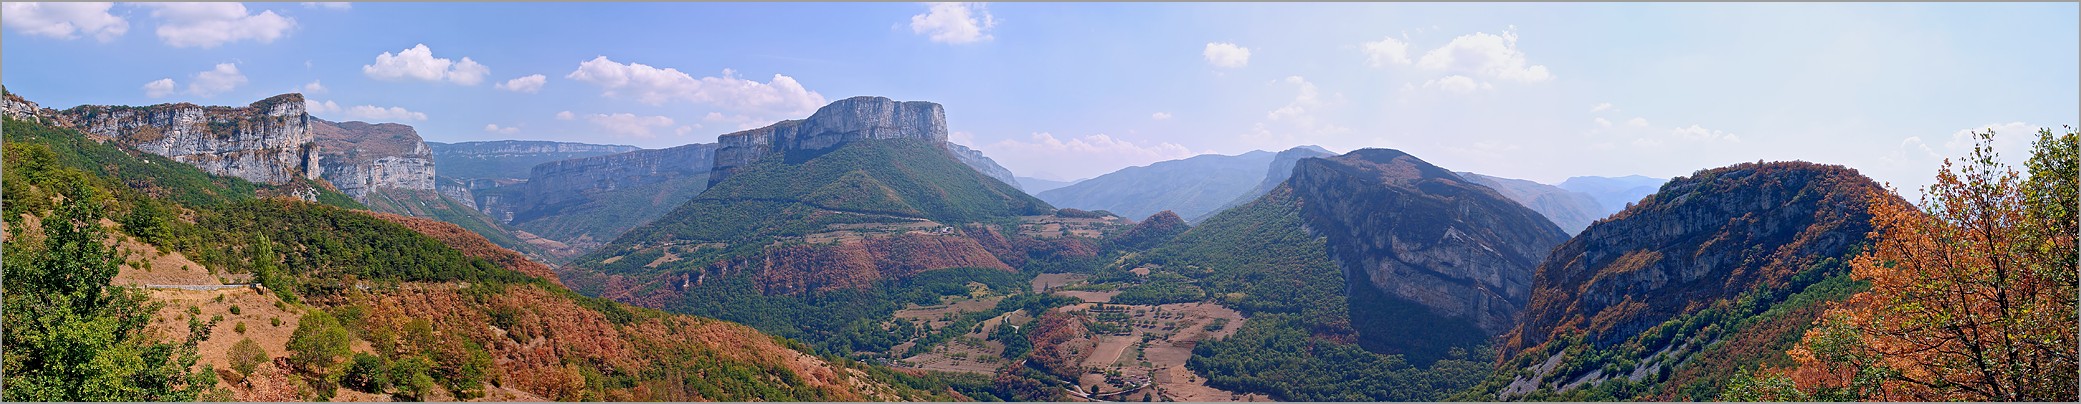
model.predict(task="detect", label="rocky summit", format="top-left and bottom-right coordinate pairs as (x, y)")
top-left (1289, 149), bottom-right (1571, 355)
top-left (8, 92), bottom-right (320, 185)
top-left (310, 117), bottom-right (436, 201)
top-left (709, 96), bottom-right (948, 185)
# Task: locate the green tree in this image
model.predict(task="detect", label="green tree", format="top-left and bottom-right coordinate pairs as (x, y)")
top-left (341, 353), bottom-right (391, 393)
top-left (285, 309), bottom-right (352, 398)
top-left (388, 355), bottom-right (437, 401)
top-left (1, 197), bottom-right (217, 401)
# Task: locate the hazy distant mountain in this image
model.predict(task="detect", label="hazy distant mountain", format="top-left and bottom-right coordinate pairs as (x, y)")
top-left (946, 142), bottom-right (1023, 190)
top-left (1198, 145), bottom-right (1336, 221)
top-left (1558, 175), bottom-right (1667, 215)
top-left (1015, 176), bottom-right (1082, 194)
top-left (426, 140), bottom-right (641, 181)
top-left (1039, 145), bottom-right (1331, 222)
top-left (1456, 172), bottom-right (1605, 235)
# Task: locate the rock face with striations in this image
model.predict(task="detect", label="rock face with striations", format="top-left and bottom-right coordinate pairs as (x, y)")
top-left (709, 96), bottom-right (947, 185)
top-left (523, 142), bottom-right (717, 215)
top-left (946, 142), bottom-right (1022, 189)
top-left (1287, 149), bottom-right (1570, 351)
top-left (309, 117), bottom-right (436, 200)
top-left (426, 140), bottom-right (641, 181)
top-left (54, 93), bottom-right (319, 184)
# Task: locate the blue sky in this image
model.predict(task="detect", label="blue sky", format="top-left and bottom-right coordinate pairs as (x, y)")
top-left (4, 2), bottom-right (2075, 194)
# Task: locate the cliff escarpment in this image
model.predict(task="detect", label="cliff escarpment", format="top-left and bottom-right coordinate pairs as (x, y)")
top-left (1288, 149), bottom-right (1571, 358)
top-left (709, 96), bottom-right (947, 185)
top-left (34, 93), bottom-right (320, 185)
top-left (310, 117), bottom-right (436, 200)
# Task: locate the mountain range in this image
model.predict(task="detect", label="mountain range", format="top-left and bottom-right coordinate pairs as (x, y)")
top-left (5, 88), bottom-right (2047, 403)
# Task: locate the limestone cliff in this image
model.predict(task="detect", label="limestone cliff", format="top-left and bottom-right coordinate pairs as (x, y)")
top-left (525, 143), bottom-right (716, 211)
top-left (1288, 149), bottom-right (1570, 349)
top-left (426, 140), bottom-right (641, 181)
top-left (709, 96), bottom-right (947, 185)
top-left (51, 93), bottom-right (319, 184)
top-left (946, 142), bottom-right (1022, 189)
top-left (309, 118), bottom-right (436, 201)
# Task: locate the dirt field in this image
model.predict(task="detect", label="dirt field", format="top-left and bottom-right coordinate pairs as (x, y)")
top-left (1015, 215), bottom-right (1126, 239)
top-left (1048, 299), bottom-right (1255, 402)
top-left (1031, 273), bottom-right (1088, 292)
top-left (892, 295), bottom-right (1006, 329)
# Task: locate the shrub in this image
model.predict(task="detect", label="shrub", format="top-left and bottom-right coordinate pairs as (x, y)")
top-left (228, 337), bottom-right (268, 382)
top-left (341, 353), bottom-right (391, 393)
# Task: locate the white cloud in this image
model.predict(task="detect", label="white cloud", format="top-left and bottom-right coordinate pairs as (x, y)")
top-left (1, 2), bottom-right (128, 42)
top-left (342, 105), bottom-right (427, 122)
top-left (483, 124), bottom-right (520, 135)
top-left (1591, 102), bottom-right (1613, 113)
top-left (555, 110), bottom-right (575, 120)
top-left (1151, 112), bottom-right (1172, 121)
top-left (566, 56), bottom-right (826, 117)
top-left (142, 78), bottom-right (177, 98)
top-left (302, 80), bottom-right (327, 94)
top-left (363, 44), bottom-right (490, 85)
top-left (494, 74), bottom-right (546, 93)
top-left (1416, 27), bottom-right (1552, 84)
top-left (304, 99), bottom-right (340, 114)
top-left (1626, 117), bottom-right (1650, 127)
top-left (1248, 76), bottom-right (1350, 148)
top-left (1671, 124), bottom-right (1740, 142)
top-left (1362, 36), bottom-right (1413, 67)
top-left (949, 130), bottom-right (977, 146)
top-left (675, 126), bottom-right (696, 136)
top-left (302, 2), bottom-right (350, 10)
top-left (142, 2), bottom-right (295, 48)
top-left (1422, 75), bottom-right (1492, 94)
top-left (982, 132), bottom-right (1200, 179)
top-left (1943, 122), bottom-right (2034, 151)
top-left (1594, 117), bottom-right (1612, 128)
top-left (1203, 42), bottom-right (1251, 68)
top-left (188, 63), bottom-right (247, 96)
top-left (909, 2), bottom-right (996, 44)
top-left (585, 113), bottom-right (675, 137)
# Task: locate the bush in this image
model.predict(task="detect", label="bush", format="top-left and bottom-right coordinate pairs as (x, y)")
top-left (234, 322), bottom-right (247, 334)
top-left (342, 353), bottom-right (391, 393)
top-left (228, 337), bottom-right (268, 382)
top-left (389, 356), bottom-right (436, 401)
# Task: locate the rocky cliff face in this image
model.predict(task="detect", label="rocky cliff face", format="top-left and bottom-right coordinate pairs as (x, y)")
top-left (946, 142), bottom-right (1021, 189)
top-left (309, 118), bottom-right (436, 201)
top-left (53, 93), bottom-right (319, 184)
top-left (1288, 149), bottom-right (1570, 347)
top-left (1503, 162), bottom-right (1891, 354)
top-left (709, 96), bottom-right (947, 185)
top-left (523, 142), bottom-right (717, 216)
top-left (426, 140), bottom-right (641, 181)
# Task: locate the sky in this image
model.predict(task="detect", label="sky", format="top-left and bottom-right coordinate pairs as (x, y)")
top-left (3, 2), bottom-right (2075, 195)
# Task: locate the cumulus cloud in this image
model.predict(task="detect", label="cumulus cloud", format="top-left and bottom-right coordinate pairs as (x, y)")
top-left (484, 124), bottom-right (520, 135)
top-left (305, 99), bottom-right (340, 114)
top-left (188, 63), bottom-right (247, 96)
top-left (343, 105), bottom-right (427, 122)
top-left (1203, 42), bottom-right (1251, 68)
top-left (1151, 112), bottom-right (1172, 121)
top-left (142, 78), bottom-right (177, 98)
top-left (142, 2), bottom-right (295, 48)
top-left (302, 2), bottom-right (350, 10)
top-left (1594, 117), bottom-right (1612, 128)
top-left (982, 132), bottom-right (1200, 179)
top-left (1362, 36), bottom-right (1413, 67)
top-left (1, 2), bottom-right (128, 42)
top-left (363, 44), bottom-right (490, 85)
top-left (1416, 27), bottom-right (1552, 86)
top-left (1626, 117), bottom-right (1650, 127)
top-left (1671, 124), bottom-right (1740, 142)
top-left (1591, 102), bottom-right (1613, 113)
top-left (302, 80), bottom-right (327, 94)
top-left (909, 2), bottom-right (996, 44)
top-left (1247, 76), bottom-right (1350, 148)
top-left (555, 110), bottom-right (575, 120)
top-left (1422, 75), bottom-right (1492, 94)
top-left (585, 113), bottom-right (675, 137)
top-left (1943, 122), bottom-right (2035, 151)
top-left (566, 56), bottom-right (826, 117)
top-left (495, 74), bottom-right (546, 93)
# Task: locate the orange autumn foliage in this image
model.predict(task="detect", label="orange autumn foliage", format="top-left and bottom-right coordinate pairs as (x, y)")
top-left (1764, 127), bottom-right (2078, 401)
